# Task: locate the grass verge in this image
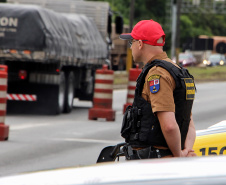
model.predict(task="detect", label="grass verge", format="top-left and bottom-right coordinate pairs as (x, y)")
top-left (114, 66), bottom-right (226, 87)
top-left (114, 71), bottom-right (128, 86)
top-left (187, 66), bottom-right (226, 82)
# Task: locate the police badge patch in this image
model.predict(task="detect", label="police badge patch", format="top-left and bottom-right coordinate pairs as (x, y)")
top-left (148, 74), bottom-right (161, 93)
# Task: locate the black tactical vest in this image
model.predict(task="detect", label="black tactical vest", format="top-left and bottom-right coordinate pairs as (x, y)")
top-left (121, 59), bottom-right (195, 149)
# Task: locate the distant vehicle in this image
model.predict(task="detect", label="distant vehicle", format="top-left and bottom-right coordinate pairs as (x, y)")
top-left (203, 54), bottom-right (225, 66)
top-left (178, 53), bottom-right (197, 67)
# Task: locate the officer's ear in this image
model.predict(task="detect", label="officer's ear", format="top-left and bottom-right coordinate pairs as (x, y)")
top-left (138, 40), bottom-right (144, 50)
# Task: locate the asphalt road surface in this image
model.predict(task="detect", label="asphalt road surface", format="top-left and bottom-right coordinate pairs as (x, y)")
top-left (0, 81), bottom-right (225, 177)
top-left (192, 81), bottom-right (226, 129)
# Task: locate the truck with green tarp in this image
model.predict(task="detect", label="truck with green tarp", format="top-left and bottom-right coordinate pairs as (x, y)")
top-left (0, 2), bottom-right (122, 114)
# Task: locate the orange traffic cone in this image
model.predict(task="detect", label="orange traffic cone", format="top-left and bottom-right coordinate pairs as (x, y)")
top-left (89, 65), bottom-right (115, 121)
top-left (123, 65), bottom-right (142, 113)
top-left (0, 65), bottom-right (9, 141)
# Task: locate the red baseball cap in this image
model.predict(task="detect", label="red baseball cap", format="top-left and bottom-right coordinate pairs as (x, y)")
top-left (119, 19), bottom-right (165, 46)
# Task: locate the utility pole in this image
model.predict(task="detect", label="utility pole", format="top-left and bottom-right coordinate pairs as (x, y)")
top-left (175, 0), bottom-right (181, 64)
top-left (171, 0), bottom-right (181, 63)
top-left (171, 0), bottom-right (177, 60)
top-left (126, 0), bottom-right (135, 71)
top-left (129, 0), bottom-right (135, 32)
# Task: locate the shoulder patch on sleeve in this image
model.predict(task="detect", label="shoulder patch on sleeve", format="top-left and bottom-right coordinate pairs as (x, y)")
top-left (147, 74), bottom-right (161, 93)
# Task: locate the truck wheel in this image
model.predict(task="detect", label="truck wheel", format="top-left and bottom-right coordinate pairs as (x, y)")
top-left (63, 71), bottom-right (75, 113)
top-left (56, 72), bottom-right (66, 114)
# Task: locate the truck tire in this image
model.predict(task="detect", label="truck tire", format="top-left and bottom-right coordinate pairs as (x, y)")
top-left (56, 71), bottom-right (66, 114)
top-left (63, 71), bottom-right (75, 113)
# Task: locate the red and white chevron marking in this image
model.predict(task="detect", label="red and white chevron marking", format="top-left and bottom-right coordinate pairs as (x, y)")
top-left (7, 94), bottom-right (37, 101)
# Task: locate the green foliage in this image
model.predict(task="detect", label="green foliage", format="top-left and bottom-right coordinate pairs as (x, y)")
top-left (87, 0), bottom-right (166, 25)
top-left (87, 0), bottom-right (226, 53)
top-left (180, 12), bottom-right (226, 49)
top-left (182, 12), bottom-right (226, 37)
top-left (133, 0), bottom-right (166, 23)
top-left (180, 15), bottom-right (213, 45)
top-left (87, 0), bottom-right (170, 50)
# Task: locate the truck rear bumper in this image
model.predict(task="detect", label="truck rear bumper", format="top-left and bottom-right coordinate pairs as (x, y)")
top-left (7, 83), bottom-right (59, 114)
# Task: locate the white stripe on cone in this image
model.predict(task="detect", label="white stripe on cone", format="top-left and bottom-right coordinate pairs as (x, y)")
top-left (128, 81), bottom-right (136, 86)
top-left (0, 91), bottom-right (7, 98)
top-left (94, 92), bottom-right (112, 99)
top-left (95, 74), bottom-right (114, 80)
top-left (0, 103), bottom-right (6, 110)
top-left (128, 90), bottom-right (135, 95)
top-left (127, 98), bottom-right (134, 104)
top-left (0, 116), bottom-right (5, 122)
top-left (95, 83), bottom-right (113, 89)
top-left (0, 78), bottom-right (7, 85)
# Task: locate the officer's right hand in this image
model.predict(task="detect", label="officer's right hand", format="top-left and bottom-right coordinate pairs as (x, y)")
top-left (181, 148), bottom-right (195, 157)
top-left (180, 148), bottom-right (189, 157)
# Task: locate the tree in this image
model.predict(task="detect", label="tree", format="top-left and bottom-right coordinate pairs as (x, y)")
top-left (88, 0), bottom-right (226, 54)
top-left (88, 0), bottom-right (167, 25)
top-left (180, 12), bottom-right (226, 48)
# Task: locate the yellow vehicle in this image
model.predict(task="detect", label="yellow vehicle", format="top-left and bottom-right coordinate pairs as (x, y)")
top-left (194, 120), bottom-right (226, 156)
top-left (97, 120), bottom-right (226, 162)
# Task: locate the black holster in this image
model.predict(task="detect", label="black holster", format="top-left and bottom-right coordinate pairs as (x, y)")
top-left (121, 106), bottom-right (141, 142)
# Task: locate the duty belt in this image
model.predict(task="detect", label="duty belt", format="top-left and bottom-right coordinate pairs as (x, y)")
top-left (123, 145), bottom-right (172, 160)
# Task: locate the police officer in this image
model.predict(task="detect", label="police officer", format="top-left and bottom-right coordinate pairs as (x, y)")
top-left (120, 20), bottom-right (196, 159)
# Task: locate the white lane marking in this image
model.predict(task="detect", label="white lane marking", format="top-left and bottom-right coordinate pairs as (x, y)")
top-left (10, 123), bottom-right (51, 130)
top-left (54, 138), bottom-right (122, 144)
